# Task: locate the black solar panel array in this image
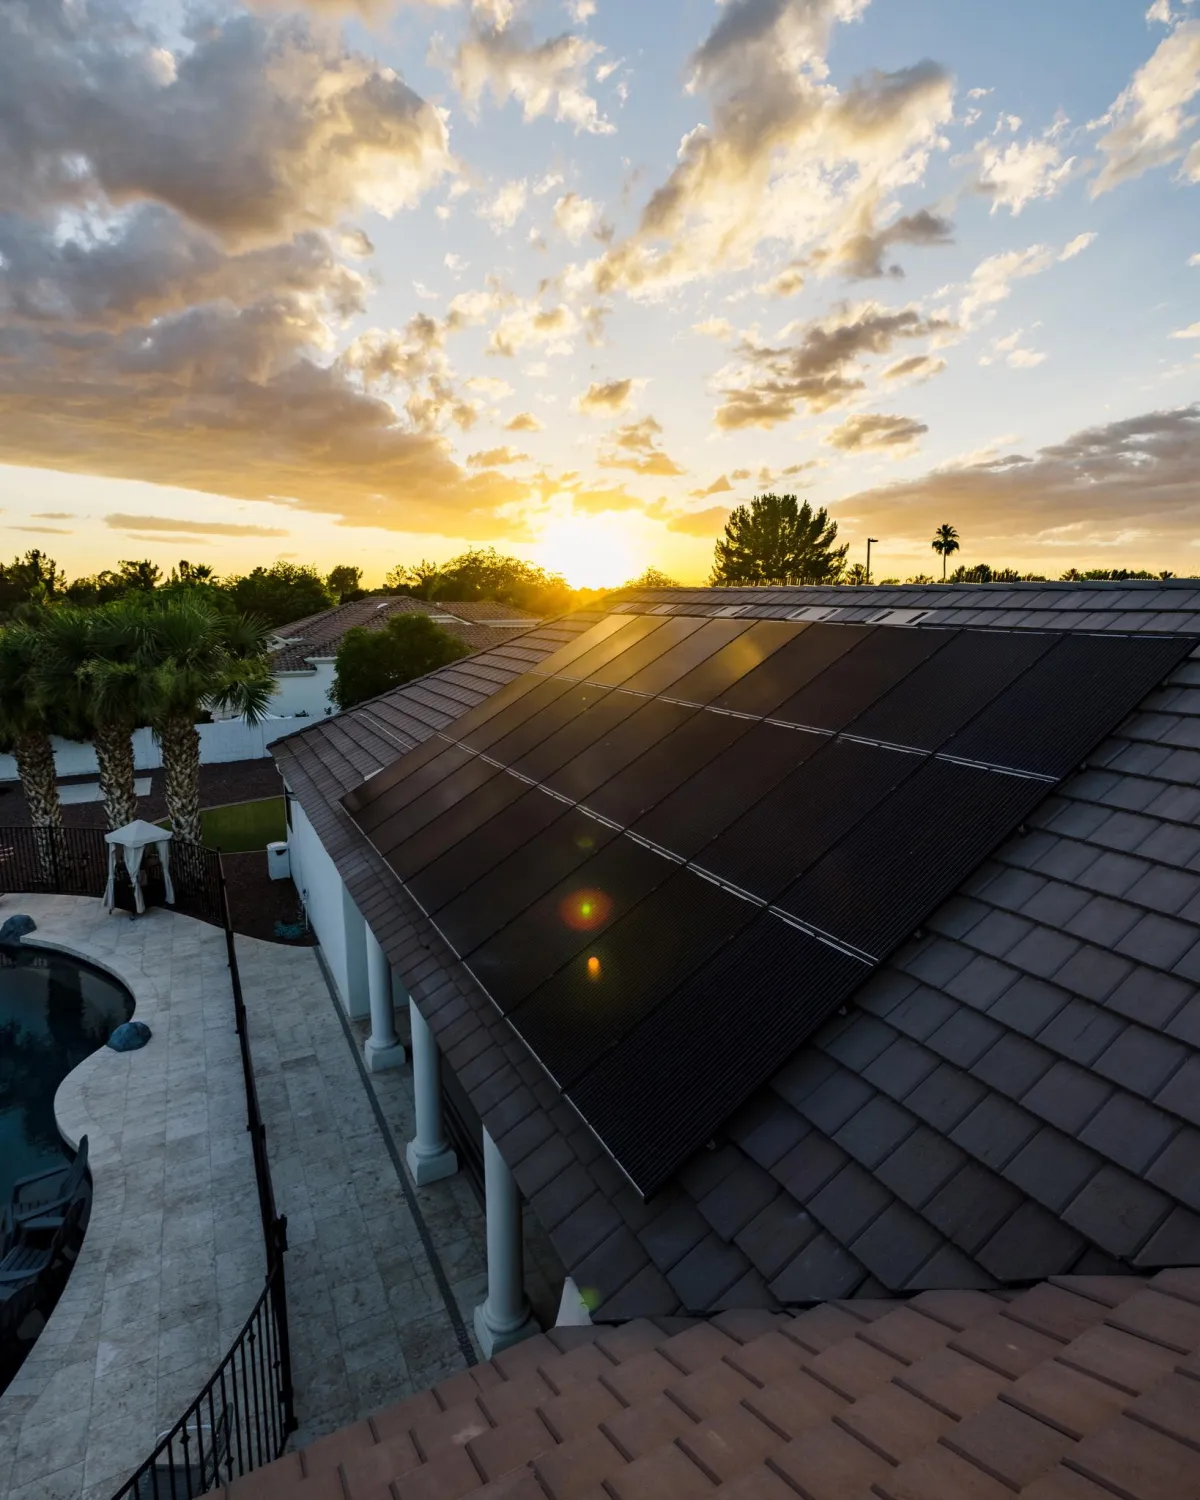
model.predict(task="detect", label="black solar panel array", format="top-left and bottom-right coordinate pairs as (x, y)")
top-left (345, 614), bottom-right (1195, 1195)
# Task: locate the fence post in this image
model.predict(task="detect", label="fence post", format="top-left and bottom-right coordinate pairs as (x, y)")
top-left (270, 1216), bottom-right (297, 1438)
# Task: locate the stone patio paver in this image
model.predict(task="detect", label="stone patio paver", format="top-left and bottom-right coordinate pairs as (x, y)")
top-left (0, 896), bottom-right (263, 1500)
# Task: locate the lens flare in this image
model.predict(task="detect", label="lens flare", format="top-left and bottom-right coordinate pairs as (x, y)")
top-left (587, 955), bottom-right (601, 980)
top-left (560, 887), bottom-right (612, 931)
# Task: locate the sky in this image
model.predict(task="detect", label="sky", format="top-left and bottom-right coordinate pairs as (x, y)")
top-left (0, 0), bottom-right (1198, 589)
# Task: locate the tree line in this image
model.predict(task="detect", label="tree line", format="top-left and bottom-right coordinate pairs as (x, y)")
top-left (704, 497), bottom-right (1188, 588)
top-left (0, 547), bottom-right (604, 629)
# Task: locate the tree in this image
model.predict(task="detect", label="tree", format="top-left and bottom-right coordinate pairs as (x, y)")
top-left (138, 599), bottom-right (275, 843)
top-left (622, 567), bottom-right (680, 590)
top-left (115, 559), bottom-right (161, 592)
top-left (34, 603), bottom-right (156, 830)
top-left (385, 560), bottom-right (444, 599)
top-left (332, 614), bottom-right (471, 712)
top-left (326, 565), bottom-right (367, 604)
top-left (0, 620), bottom-right (69, 831)
top-left (224, 563), bottom-right (334, 628)
top-left (711, 494), bottom-right (847, 586)
top-left (0, 550), bottom-right (64, 615)
top-left (169, 560), bottom-right (215, 587)
top-left (930, 523), bottom-right (960, 581)
top-left (842, 563), bottom-right (869, 586)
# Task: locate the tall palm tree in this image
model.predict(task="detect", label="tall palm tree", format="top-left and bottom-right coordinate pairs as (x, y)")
top-left (34, 603), bottom-right (155, 831)
top-left (139, 598), bottom-right (274, 844)
top-left (931, 523), bottom-right (960, 581)
top-left (0, 621), bottom-right (65, 831)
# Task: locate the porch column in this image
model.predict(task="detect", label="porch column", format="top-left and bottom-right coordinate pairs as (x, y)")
top-left (363, 926), bottom-right (406, 1072)
top-left (405, 999), bottom-right (458, 1185)
top-left (473, 1127), bottom-right (538, 1358)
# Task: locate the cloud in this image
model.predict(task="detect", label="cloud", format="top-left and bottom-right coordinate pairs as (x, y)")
top-left (692, 316), bottom-right (735, 339)
top-left (442, 14), bottom-right (613, 135)
top-left (0, 5), bottom-right (452, 250)
top-left (883, 353), bottom-right (946, 383)
top-left (104, 514), bottom-right (290, 537)
top-left (553, 192), bottom-right (600, 242)
top-left (973, 122), bottom-right (1075, 214)
top-left (664, 505), bottom-right (731, 537)
top-left (11, 526), bottom-right (72, 535)
top-left (826, 412), bottom-right (927, 452)
top-left (690, 475), bottom-right (734, 498)
top-left (814, 202), bottom-right (955, 279)
top-left (839, 402), bottom-right (1200, 549)
top-left (598, 416), bottom-right (685, 476)
top-left (466, 446), bottom-right (529, 466)
top-left (979, 328), bottom-right (1047, 368)
top-left (31, 512), bottom-right (74, 520)
top-left (1091, 20), bottom-right (1200, 193)
top-left (505, 411), bottom-right (544, 431)
top-left (487, 299), bottom-right (577, 356)
top-left (575, 378), bottom-right (634, 413)
top-left (1173, 321), bottom-right (1200, 337)
top-left (714, 301), bottom-right (952, 429)
top-left (479, 178), bottom-right (528, 230)
top-left (756, 263), bottom-right (808, 297)
top-left (958, 234), bottom-right (1092, 325)
top-left (589, 0), bottom-right (954, 296)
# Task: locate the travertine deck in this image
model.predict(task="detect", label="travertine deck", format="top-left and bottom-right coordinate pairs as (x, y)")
top-left (0, 897), bottom-right (263, 1500)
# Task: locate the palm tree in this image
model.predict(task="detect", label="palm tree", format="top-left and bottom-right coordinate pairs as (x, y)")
top-left (931, 523), bottom-right (960, 581)
top-left (139, 598), bottom-right (274, 844)
top-left (34, 603), bottom-right (155, 831)
top-left (0, 620), bottom-right (65, 831)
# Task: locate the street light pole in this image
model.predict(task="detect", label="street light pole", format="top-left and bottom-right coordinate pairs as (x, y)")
top-left (866, 537), bottom-right (879, 585)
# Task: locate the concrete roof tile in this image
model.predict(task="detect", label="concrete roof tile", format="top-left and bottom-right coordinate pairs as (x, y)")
top-left (864, 1037), bottom-right (941, 1098)
top-left (950, 1095), bottom-right (1041, 1173)
top-left (1091, 1025), bottom-right (1189, 1098)
top-left (695, 1161), bottom-right (781, 1244)
top-left (808, 1161), bottom-right (893, 1246)
top-left (925, 1163), bottom-right (1025, 1257)
top-left (1062, 1165), bottom-right (1173, 1258)
top-left (767, 1232), bottom-right (866, 1303)
top-left (1144, 1127), bottom-right (1200, 1213)
top-left (1103, 965), bottom-right (1193, 1028)
top-left (1074, 850), bottom-right (1150, 897)
top-left (1078, 1093), bottom-right (1179, 1176)
top-left (1020, 1060), bottom-right (1113, 1135)
top-left (1135, 1206), bottom-right (1200, 1267)
top-left (771, 1130), bottom-right (847, 1204)
top-left (1037, 999), bottom-right (1127, 1066)
top-left (819, 1012), bottom-right (898, 1069)
top-left (905, 1062), bottom-right (989, 1133)
top-left (944, 955), bottom-right (1020, 1010)
top-left (1164, 992), bottom-right (1200, 1047)
top-left (970, 1034), bottom-right (1054, 1098)
top-left (833, 1094), bottom-right (918, 1169)
top-left (1004, 1127), bottom-right (1099, 1214)
top-left (849, 1202), bottom-right (944, 1288)
top-left (734, 1195), bottom-right (821, 1281)
top-left (988, 975), bottom-right (1072, 1034)
top-left (875, 1126), bottom-right (967, 1211)
top-left (1154, 1053), bottom-right (1200, 1126)
top-left (728, 1094), bottom-right (811, 1170)
top-left (1116, 911), bottom-right (1199, 969)
top-left (1004, 927), bottom-right (1083, 982)
top-left (1063, 896), bottom-right (1142, 947)
top-left (666, 1233), bottom-right (750, 1311)
top-left (795, 1070), bottom-right (876, 1137)
top-left (927, 1009), bottom-right (1005, 1069)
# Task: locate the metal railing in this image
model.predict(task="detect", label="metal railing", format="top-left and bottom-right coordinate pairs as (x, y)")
top-left (0, 822), bottom-right (296, 1492)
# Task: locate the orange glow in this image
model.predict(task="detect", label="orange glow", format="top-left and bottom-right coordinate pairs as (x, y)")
top-left (587, 955), bottom-right (601, 980)
top-left (559, 887), bottom-right (612, 931)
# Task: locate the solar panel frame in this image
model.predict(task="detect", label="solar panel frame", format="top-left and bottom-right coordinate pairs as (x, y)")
top-left (767, 624), bottom-right (953, 733)
top-left (712, 622), bottom-right (870, 716)
top-left (664, 620), bottom-right (803, 705)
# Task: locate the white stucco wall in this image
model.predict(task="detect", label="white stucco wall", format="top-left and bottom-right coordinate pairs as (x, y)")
top-left (0, 717), bottom-right (307, 783)
top-left (286, 796), bottom-right (369, 1018)
top-left (263, 663), bottom-right (336, 721)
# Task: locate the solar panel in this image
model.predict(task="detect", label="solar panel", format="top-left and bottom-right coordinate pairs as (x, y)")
top-left (345, 614), bottom-right (1198, 1198)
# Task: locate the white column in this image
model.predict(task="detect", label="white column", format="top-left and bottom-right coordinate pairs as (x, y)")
top-left (473, 1127), bottom-right (539, 1358)
top-left (340, 883), bottom-right (370, 1020)
top-left (405, 999), bottom-right (458, 1185)
top-left (363, 926), bottom-right (406, 1072)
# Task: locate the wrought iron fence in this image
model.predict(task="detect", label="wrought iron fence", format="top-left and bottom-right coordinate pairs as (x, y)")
top-left (0, 824), bottom-right (225, 928)
top-left (0, 821), bottom-right (297, 1490)
top-left (113, 1245), bottom-right (291, 1499)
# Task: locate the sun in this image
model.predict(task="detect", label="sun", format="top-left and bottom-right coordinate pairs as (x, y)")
top-left (533, 512), bottom-right (644, 589)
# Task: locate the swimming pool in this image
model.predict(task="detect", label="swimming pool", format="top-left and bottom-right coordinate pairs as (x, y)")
top-left (0, 946), bottom-right (134, 1206)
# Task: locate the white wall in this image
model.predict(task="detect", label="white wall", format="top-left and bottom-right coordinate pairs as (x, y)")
top-left (286, 796), bottom-right (369, 1018)
top-left (0, 717), bottom-right (306, 782)
top-left (267, 664), bottom-right (336, 721)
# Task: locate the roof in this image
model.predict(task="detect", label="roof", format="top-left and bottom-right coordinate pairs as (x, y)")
top-left (228, 1268), bottom-right (1200, 1499)
top-left (269, 596), bottom-right (539, 671)
top-left (272, 581), bottom-right (1200, 1319)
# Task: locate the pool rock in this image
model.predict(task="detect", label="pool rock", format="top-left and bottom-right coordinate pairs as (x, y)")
top-left (0, 913), bottom-right (36, 946)
top-left (107, 1020), bottom-right (152, 1052)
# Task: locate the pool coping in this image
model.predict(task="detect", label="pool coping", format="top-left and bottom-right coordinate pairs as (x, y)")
top-left (0, 896), bottom-right (266, 1500)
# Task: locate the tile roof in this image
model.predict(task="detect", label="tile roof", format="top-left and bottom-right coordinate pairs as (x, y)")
top-left (225, 1268), bottom-right (1200, 1499)
top-left (269, 596), bottom-right (539, 671)
top-left (272, 583), bottom-right (1200, 1319)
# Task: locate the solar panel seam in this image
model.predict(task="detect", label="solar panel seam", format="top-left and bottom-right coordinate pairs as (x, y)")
top-left (342, 614), bottom-right (1200, 1196)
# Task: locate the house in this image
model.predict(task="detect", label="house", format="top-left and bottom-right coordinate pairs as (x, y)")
top-left (265, 579), bottom-right (1200, 1494)
top-left (260, 596), bottom-right (541, 721)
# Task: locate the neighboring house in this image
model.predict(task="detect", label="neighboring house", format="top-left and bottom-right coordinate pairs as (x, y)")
top-left (260, 596), bottom-right (541, 720)
top-left (271, 578), bottom-right (1200, 1413)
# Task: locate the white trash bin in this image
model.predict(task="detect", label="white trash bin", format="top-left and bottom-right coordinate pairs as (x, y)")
top-left (266, 841), bottom-right (291, 881)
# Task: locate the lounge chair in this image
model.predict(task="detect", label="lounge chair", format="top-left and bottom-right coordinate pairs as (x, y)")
top-left (9, 1136), bottom-right (89, 1233)
top-left (0, 1206), bottom-right (57, 1286)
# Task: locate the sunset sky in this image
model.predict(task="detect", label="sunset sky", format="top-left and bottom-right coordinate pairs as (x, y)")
top-left (2, 0), bottom-right (1198, 587)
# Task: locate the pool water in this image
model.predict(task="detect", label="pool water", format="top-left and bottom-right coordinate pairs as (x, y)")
top-left (0, 947), bottom-right (134, 1205)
